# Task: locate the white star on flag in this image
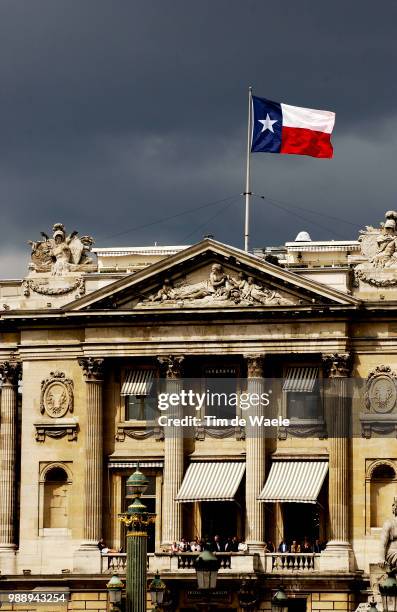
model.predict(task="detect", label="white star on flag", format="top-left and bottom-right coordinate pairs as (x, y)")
top-left (258, 113), bottom-right (278, 133)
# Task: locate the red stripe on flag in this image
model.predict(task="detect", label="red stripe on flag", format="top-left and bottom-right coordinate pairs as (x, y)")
top-left (280, 127), bottom-right (333, 158)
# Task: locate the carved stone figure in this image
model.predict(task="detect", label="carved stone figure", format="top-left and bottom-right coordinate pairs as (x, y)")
top-left (142, 265), bottom-right (293, 307)
top-left (28, 223), bottom-right (95, 275)
top-left (355, 211), bottom-right (397, 286)
top-left (380, 498), bottom-right (397, 569)
top-left (150, 279), bottom-right (177, 302)
top-left (157, 355), bottom-right (184, 379)
top-left (240, 276), bottom-right (276, 304)
top-left (179, 263), bottom-right (231, 300)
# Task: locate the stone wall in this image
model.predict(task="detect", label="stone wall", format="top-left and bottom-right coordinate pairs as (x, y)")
top-left (256, 592), bottom-right (356, 612)
top-left (0, 591), bottom-right (108, 612)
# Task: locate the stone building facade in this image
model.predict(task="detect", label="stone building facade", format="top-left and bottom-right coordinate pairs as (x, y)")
top-left (0, 215), bottom-right (397, 610)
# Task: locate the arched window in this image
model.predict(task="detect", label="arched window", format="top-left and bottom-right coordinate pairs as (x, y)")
top-left (370, 464), bottom-right (396, 528)
top-left (43, 467), bottom-right (69, 529)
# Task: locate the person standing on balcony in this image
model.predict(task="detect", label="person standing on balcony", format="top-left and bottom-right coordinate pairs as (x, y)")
top-left (290, 540), bottom-right (301, 553)
top-left (301, 537), bottom-right (312, 553)
top-left (224, 537), bottom-right (234, 552)
top-left (212, 535), bottom-right (224, 552)
top-left (278, 540), bottom-right (288, 553)
top-left (190, 538), bottom-right (202, 552)
top-left (178, 538), bottom-right (190, 552)
top-left (313, 539), bottom-right (323, 553)
top-left (171, 542), bottom-right (179, 554)
top-left (231, 536), bottom-right (239, 552)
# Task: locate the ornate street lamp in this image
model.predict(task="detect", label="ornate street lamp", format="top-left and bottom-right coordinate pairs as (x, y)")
top-left (195, 549), bottom-right (220, 590)
top-left (106, 573), bottom-right (124, 612)
top-left (379, 570), bottom-right (397, 612)
top-left (272, 586), bottom-right (289, 612)
top-left (148, 571), bottom-right (166, 611)
top-left (125, 465), bottom-right (149, 498)
top-left (119, 466), bottom-right (156, 612)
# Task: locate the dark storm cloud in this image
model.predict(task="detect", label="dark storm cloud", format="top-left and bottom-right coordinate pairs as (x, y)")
top-left (1, 0), bottom-right (397, 277)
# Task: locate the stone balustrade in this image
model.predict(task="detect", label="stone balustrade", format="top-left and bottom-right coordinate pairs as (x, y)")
top-left (100, 551), bottom-right (321, 574)
top-left (264, 553), bottom-right (320, 572)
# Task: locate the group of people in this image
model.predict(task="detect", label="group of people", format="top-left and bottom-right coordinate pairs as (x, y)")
top-left (99, 534), bottom-right (324, 556)
top-left (170, 535), bottom-right (248, 554)
top-left (274, 537), bottom-right (324, 554)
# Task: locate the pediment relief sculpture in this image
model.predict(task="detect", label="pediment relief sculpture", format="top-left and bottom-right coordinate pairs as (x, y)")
top-left (355, 211), bottom-right (397, 287)
top-left (28, 223), bottom-right (96, 276)
top-left (137, 264), bottom-right (294, 308)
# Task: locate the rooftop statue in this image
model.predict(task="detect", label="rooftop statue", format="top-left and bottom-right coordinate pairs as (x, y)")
top-left (28, 223), bottom-right (96, 275)
top-left (380, 498), bottom-right (397, 569)
top-left (355, 211), bottom-right (397, 287)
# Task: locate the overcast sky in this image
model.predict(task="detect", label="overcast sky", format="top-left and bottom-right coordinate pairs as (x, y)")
top-left (1, 0), bottom-right (397, 277)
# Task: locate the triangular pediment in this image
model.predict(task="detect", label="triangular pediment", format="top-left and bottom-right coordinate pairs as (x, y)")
top-left (63, 239), bottom-right (360, 312)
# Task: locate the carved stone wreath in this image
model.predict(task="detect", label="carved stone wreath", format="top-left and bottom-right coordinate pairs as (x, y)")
top-left (23, 277), bottom-right (85, 297)
top-left (354, 268), bottom-right (397, 287)
top-left (115, 424), bottom-right (164, 442)
top-left (278, 420), bottom-right (327, 440)
top-left (35, 421), bottom-right (78, 442)
top-left (195, 425), bottom-right (246, 440)
top-left (40, 371), bottom-right (74, 418)
top-left (364, 366), bottom-right (397, 414)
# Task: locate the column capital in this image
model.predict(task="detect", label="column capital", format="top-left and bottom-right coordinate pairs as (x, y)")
top-left (78, 357), bottom-right (104, 381)
top-left (0, 361), bottom-right (21, 386)
top-left (157, 355), bottom-right (184, 379)
top-left (322, 353), bottom-right (352, 378)
top-left (244, 354), bottom-right (265, 378)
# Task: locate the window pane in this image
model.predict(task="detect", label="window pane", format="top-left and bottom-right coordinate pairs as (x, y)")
top-left (126, 395), bottom-right (158, 421)
top-left (205, 376), bottom-right (237, 419)
top-left (287, 390), bottom-right (321, 419)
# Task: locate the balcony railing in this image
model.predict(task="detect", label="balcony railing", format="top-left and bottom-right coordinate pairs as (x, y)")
top-left (176, 552), bottom-right (231, 570)
top-left (265, 553), bottom-right (320, 572)
top-left (101, 551), bottom-right (320, 574)
top-left (103, 553), bottom-right (127, 573)
top-left (101, 551), bottom-right (257, 574)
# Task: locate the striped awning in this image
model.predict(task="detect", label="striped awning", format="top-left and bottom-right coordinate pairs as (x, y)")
top-left (176, 462), bottom-right (245, 503)
top-left (282, 367), bottom-right (319, 392)
top-left (108, 460), bottom-right (163, 469)
top-left (121, 370), bottom-right (154, 396)
top-left (258, 461), bottom-right (328, 504)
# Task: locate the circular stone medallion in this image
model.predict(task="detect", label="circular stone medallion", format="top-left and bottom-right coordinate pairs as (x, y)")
top-left (43, 381), bottom-right (70, 418)
top-left (368, 375), bottom-right (397, 413)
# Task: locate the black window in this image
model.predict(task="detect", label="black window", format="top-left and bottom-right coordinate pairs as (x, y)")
top-left (204, 367), bottom-right (237, 420)
top-left (286, 380), bottom-right (322, 420)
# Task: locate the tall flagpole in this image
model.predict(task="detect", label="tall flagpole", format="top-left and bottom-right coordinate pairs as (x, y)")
top-left (244, 86), bottom-right (253, 252)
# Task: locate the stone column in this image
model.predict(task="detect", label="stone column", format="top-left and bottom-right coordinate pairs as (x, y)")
top-left (320, 353), bottom-right (353, 572)
top-left (0, 361), bottom-right (21, 557)
top-left (244, 355), bottom-right (266, 554)
top-left (158, 356), bottom-right (184, 547)
top-left (74, 357), bottom-right (104, 572)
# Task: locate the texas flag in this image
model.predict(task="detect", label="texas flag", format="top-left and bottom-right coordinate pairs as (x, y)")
top-left (251, 96), bottom-right (335, 159)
